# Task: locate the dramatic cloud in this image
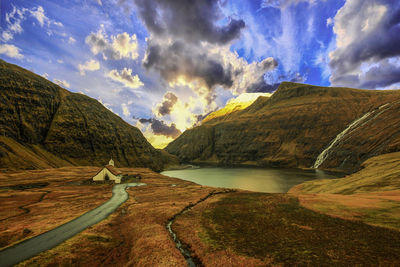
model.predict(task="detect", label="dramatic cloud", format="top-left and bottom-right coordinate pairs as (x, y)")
top-left (78, 59), bottom-right (100, 75)
top-left (154, 92), bottom-right (178, 117)
top-left (106, 68), bottom-right (144, 88)
top-left (1, 5), bottom-right (63, 42)
top-left (85, 26), bottom-right (139, 60)
top-left (133, 0), bottom-right (245, 45)
top-left (329, 0), bottom-right (400, 89)
top-left (0, 44), bottom-right (24, 59)
top-left (134, 0), bottom-right (278, 105)
top-left (143, 39), bottom-right (278, 104)
top-left (138, 118), bottom-right (181, 138)
top-left (129, 0), bottom-right (279, 142)
top-left (53, 78), bottom-right (70, 88)
top-left (143, 41), bottom-right (233, 88)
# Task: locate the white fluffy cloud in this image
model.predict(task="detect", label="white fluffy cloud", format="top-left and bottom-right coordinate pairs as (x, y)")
top-left (85, 25), bottom-right (139, 60)
top-left (78, 59), bottom-right (100, 75)
top-left (30, 6), bottom-right (46, 27)
top-left (1, 5), bottom-right (63, 42)
top-left (53, 78), bottom-right (70, 88)
top-left (0, 44), bottom-right (24, 59)
top-left (329, 0), bottom-right (400, 89)
top-left (106, 68), bottom-right (144, 88)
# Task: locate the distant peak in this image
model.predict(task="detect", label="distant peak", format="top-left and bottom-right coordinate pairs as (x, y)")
top-left (203, 92), bottom-right (271, 123)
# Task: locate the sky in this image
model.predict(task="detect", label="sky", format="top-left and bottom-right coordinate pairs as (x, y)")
top-left (1, 0), bottom-right (400, 148)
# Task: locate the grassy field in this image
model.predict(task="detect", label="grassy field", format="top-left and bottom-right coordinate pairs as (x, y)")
top-left (174, 192), bottom-right (400, 266)
top-left (0, 167), bottom-right (115, 249)
top-left (290, 152), bottom-right (400, 231)
top-left (0, 167), bottom-right (217, 266)
top-left (2, 162), bottom-right (400, 266)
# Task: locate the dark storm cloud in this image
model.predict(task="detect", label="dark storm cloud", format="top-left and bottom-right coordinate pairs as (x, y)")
top-left (151, 119), bottom-right (181, 138)
top-left (157, 92), bottom-right (178, 116)
top-left (131, 0), bottom-right (277, 108)
top-left (138, 118), bottom-right (181, 138)
top-left (246, 77), bottom-right (278, 93)
top-left (138, 118), bottom-right (153, 123)
top-left (143, 40), bottom-right (234, 91)
top-left (133, 0), bottom-right (245, 45)
top-left (359, 59), bottom-right (400, 89)
top-left (248, 70), bottom-right (304, 93)
top-left (330, 0), bottom-right (400, 88)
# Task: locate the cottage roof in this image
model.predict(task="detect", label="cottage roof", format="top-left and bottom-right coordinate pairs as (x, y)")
top-left (104, 165), bottom-right (122, 176)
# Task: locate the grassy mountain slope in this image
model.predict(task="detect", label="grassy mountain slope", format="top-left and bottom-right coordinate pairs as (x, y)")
top-left (291, 152), bottom-right (400, 194)
top-left (202, 93), bottom-right (271, 123)
top-left (0, 59), bottom-right (176, 171)
top-left (166, 82), bottom-right (400, 172)
top-left (289, 152), bottom-right (400, 230)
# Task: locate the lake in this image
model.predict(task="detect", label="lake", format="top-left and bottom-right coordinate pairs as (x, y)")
top-left (161, 167), bottom-right (343, 193)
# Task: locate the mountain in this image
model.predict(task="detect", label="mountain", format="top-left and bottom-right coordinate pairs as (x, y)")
top-left (202, 92), bottom-right (271, 123)
top-left (0, 59), bottom-right (177, 172)
top-left (290, 151), bottom-right (400, 195)
top-left (166, 82), bottom-right (400, 173)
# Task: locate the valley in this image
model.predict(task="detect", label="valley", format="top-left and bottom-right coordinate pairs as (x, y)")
top-left (166, 82), bottom-right (400, 173)
top-left (1, 162), bottom-right (400, 266)
top-left (0, 59), bottom-right (400, 266)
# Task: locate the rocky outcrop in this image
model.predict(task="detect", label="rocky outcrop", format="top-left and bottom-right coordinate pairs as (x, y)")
top-left (166, 82), bottom-right (400, 172)
top-left (0, 59), bottom-right (177, 171)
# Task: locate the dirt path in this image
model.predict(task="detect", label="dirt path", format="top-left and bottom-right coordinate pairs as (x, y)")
top-left (0, 183), bottom-right (145, 267)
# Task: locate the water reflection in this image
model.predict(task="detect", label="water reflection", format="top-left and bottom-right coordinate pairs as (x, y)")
top-left (162, 167), bottom-right (343, 193)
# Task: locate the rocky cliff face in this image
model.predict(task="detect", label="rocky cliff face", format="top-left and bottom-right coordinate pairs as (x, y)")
top-left (0, 59), bottom-right (177, 171)
top-left (166, 82), bottom-right (400, 172)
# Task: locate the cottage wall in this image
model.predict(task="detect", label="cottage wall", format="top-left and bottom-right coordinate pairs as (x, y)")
top-left (93, 168), bottom-right (120, 183)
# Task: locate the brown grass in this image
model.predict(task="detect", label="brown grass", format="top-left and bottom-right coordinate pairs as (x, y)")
top-left (174, 192), bottom-right (400, 266)
top-left (0, 167), bottom-right (114, 249)
top-left (1, 167), bottom-right (216, 266)
top-left (290, 152), bottom-right (400, 230)
top-left (3, 163), bottom-right (400, 266)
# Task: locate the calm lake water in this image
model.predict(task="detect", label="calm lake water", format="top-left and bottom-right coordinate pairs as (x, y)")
top-left (162, 167), bottom-right (343, 193)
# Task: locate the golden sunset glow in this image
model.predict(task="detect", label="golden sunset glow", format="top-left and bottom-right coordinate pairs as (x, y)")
top-left (203, 92), bottom-right (271, 122)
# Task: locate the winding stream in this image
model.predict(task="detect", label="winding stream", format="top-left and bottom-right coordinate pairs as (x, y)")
top-left (166, 190), bottom-right (235, 267)
top-left (0, 183), bottom-right (145, 267)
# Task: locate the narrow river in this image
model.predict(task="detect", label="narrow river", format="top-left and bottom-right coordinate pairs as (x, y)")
top-left (0, 183), bottom-right (145, 267)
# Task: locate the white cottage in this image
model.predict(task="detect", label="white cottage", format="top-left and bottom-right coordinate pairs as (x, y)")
top-left (92, 158), bottom-right (123, 183)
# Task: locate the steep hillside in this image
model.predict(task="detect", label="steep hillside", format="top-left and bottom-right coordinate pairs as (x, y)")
top-left (0, 59), bottom-right (177, 171)
top-left (166, 82), bottom-right (400, 172)
top-left (290, 152), bottom-right (400, 194)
